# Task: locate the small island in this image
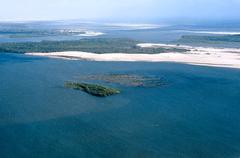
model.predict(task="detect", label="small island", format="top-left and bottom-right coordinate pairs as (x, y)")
top-left (177, 34), bottom-right (240, 44)
top-left (64, 82), bottom-right (120, 97)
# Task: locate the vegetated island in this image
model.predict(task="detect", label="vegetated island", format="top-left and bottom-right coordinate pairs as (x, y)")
top-left (64, 82), bottom-right (120, 97)
top-left (0, 28), bottom-right (104, 38)
top-left (0, 38), bottom-right (188, 54)
top-left (177, 34), bottom-right (240, 44)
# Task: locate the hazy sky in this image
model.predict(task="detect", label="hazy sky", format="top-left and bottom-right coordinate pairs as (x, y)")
top-left (1, 0), bottom-right (240, 22)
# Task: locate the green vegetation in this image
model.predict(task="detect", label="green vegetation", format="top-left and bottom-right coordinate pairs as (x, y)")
top-left (79, 74), bottom-right (164, 87)
top-left (177, 35), bottom-right (240, 44)
top-left (64, 82), bottom-right (120, 97)
top-left (0, 38), bottom-right (189, 54)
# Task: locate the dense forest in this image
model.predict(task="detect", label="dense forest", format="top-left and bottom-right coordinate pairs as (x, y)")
top-left (178, 34), bottom-right (240, 43)
top-left (0, 38), bottom-right (188, 54)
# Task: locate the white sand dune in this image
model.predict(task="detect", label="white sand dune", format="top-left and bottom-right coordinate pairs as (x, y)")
top-left (76, 31), bottom-right (105, 37)
top-left (104, 23), bottom-right (164, 30)
top-left (184, 31), bottom-right (240, 35)
top-left (59, 29), bottom-right (104, 37)
top-left (25, 43), bottom-right (240, 69)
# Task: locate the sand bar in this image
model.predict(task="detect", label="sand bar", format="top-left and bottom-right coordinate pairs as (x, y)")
top-left (26, 43), bottom-right (240, 69)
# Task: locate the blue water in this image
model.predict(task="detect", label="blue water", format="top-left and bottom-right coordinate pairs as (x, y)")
top-left (0, 53), bottom-right (240, 158)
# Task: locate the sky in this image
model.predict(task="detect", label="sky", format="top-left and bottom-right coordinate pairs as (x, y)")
top-left (0, 0), bottom-right (240, 22)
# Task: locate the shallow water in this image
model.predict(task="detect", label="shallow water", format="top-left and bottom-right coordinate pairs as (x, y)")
top-left (1, 22), bottom-right (240, 48)
top-left (0, 53), bottom-right (240, 158)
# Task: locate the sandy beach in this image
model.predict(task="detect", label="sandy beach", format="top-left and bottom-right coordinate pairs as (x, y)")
top-left (26, 43), bottom-right (240, 69)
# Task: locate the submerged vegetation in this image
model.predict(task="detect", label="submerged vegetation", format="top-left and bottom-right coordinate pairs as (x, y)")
top-left (0, 38), bottom-right (189, 54)
top-left (64, 82), bottom-right (120, 97)
top-left (65, 74), bottom-right (164, 97)
top-left (79, 74), bottom-right (165, 87)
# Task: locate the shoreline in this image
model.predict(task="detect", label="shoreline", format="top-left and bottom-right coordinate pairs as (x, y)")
top-left (25, 43), bottom-right (240, 69)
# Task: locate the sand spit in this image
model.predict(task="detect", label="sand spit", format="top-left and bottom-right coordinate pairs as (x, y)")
top-left (26, 43), bottom-right (240, 69)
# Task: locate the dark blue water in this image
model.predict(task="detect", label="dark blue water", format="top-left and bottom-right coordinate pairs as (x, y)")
top-left (0, 53), bottom-right (240, 158)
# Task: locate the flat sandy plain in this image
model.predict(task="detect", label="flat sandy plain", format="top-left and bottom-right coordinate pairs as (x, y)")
top-left (26, 43), bottom-right (240, 69)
